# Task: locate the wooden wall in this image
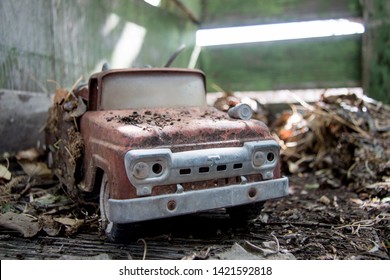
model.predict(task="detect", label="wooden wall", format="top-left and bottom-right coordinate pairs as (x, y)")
top-left (0, 0), bottom-right (197, 93)
top-left (197, 0), bottom-right (364, 94)
top-left (362, 0), bottom-right (390, 103)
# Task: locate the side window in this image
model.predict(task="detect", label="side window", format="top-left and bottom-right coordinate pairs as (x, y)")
top-left (88, 78), bottom-right (98, 111)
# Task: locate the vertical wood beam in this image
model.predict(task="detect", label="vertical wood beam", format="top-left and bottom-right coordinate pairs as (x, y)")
top-left (362, 0), bottom-right (390, 103)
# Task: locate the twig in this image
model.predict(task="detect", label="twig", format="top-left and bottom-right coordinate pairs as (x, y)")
top-left (270, 232), bottom-right (280, 254)
top-left (171, 0), bottom-right (200, 24)
top-left (138, 239), bottom-right (147, 260)
top-left (334, 214), bottom-right (390, 234)
top-left (18, 183), bottom-right (31, 198)
top-left (65, 76), bottom-right (83, 101)
top-left (365, 160), bottom-right (376, 177)
top-left (47, 79), bottom-right (61, 89)
top-left (64, 146), bottom-right (75, 164)
top-left (260, 221), bottom-right (335, 228)
top-left (366, 181), bottom-right (390, 189)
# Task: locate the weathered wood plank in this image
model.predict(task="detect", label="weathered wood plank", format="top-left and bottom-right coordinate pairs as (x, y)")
top-left (201, 0), bottom-right (362, 28)
top-left (0, 0), bottom-right (197, 94)
top-left (200, 35), bottom-right (362, 92)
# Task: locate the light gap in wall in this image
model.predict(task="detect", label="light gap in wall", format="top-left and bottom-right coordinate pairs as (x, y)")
top-left (196, 19), bottom-right (364, 47)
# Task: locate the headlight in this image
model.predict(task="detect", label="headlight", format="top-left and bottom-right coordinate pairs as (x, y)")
top-left (133, 161), bottom-right (150, 179)
top-left (253, 151), bottom-right (266, 166)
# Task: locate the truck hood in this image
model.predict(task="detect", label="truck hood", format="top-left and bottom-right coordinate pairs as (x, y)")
top-left (80, 107), bottom-right (273, 152)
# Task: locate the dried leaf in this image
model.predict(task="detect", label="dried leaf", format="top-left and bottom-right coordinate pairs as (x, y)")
top-left (319, 195), bottom-right (331, 205)
top-left (41, 216), bottom-right (61, 236)
top-left (54, 217), bottom-right (83, 227)
top-left (0, 164), bottom-right (12, 181)
top-left (15, 148), bottom-right (40, 161)
top-left (18, 161), bottom-right (51, 178)
top-left (0, 212), bottom-right (41, 237)
top-left (350, 198), bottom-right (364, 205)
top-left (304, 183), bottom-right (320, 190)
top-left (53, 88), bottom-right (68, 104)
top-left (54, 217), bottom-right (84, 236)
top-left (33, 193), bottom-right (57, 206)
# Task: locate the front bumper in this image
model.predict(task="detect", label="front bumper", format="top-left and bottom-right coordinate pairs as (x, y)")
top-left (107, 176), bottom-right (288, 224)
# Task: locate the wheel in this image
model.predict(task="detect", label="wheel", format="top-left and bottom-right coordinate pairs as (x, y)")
top-left (100, 173), bottom-right (133, 242)
top-left (227, 202), bottom-right (264, 226)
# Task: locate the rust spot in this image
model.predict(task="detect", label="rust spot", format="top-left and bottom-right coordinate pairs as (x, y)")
top-left (248, 188), bottom-right (257, 198)
top-left (167, 200), bottom-right (176, 211)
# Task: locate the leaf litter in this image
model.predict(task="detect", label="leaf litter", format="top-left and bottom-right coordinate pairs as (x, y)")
top-left (0, 81), bottom-right (98, 240)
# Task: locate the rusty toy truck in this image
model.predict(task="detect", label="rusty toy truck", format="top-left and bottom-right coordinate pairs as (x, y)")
top-left (46, 66), bottom-right (288, 241)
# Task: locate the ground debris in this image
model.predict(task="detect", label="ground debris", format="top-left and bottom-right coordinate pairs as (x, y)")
top-left (112, 110), bottom-right (179, 128)
top-left (213, 241), bottom-right (295, 260)
top-left (272, 92), bottom-right (390, 197)
top-left (0, 147), bottom-right (98, 239)
top-left (45, 84), bottom-right (85, 199)
top-left (181, 246), bottom-right (212, 260)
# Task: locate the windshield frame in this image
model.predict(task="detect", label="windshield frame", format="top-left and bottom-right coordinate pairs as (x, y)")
top-left (95, 68), bottom-right (207, 111)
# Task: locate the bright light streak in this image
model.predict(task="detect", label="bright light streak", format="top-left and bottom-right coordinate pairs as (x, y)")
top-left (101, 13), bottom-right (120, 36)
top-left (144, 0), bottom-right (161, 7)
top-left (111, 22), bottom-right (146, 68)
top-left (196, 19), bottom-right (364, 47)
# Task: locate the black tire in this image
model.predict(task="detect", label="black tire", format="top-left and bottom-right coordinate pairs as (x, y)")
top-left (100, 173), bottom-right (134, 242)
top-left (227, 202), bottom-right (264, 226)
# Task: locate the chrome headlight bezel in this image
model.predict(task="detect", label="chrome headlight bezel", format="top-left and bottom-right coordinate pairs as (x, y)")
top-left (125, 149), bottom-right (172, 195)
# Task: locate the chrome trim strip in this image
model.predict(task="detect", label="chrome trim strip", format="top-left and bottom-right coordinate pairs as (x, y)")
top-left (107, 177), bottom-right (288, 223)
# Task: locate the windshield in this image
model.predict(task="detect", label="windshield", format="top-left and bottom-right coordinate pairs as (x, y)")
top-left (101, 72), bottom-right (207, 110)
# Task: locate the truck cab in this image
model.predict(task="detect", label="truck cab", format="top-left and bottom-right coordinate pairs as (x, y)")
top-left (48, 67), bottom-right (288, 241)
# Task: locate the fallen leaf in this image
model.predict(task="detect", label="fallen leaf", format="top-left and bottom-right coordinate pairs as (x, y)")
top-left (15, 148), bottom-right (40, 161)
top-left (33, 193), bottom-right (58, 207)
top-left (54, 217), bottom-right (84, 227)
top-left (319, 195), bottom-right (331, 205)
top-left (350, 198), bottom-right (364, 205)
top-left (18, 161), bottom-right (51, 178)
top-left (0, 164), bottom-right (12, 181)
top-left (54, 217), bottom-right (84, 236)
top-left (304, 183), bottom-right (320, 190)
top-left (40, 216), bottom-right (61, 236)
top-left (0, 212), bottom-right (41, 237)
